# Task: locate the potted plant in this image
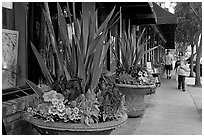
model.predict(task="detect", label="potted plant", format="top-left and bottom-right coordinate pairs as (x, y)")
top-left (22, 2), bottom-right (127, 135)
top-left (110, 27), bottom-right (157, 117)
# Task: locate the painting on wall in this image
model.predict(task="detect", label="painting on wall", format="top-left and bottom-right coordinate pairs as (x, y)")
top-left (2, 29), bottom-right (19, 89)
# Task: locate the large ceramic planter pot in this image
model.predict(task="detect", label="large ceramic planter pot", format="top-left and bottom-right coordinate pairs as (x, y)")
top-left (23, 113), bottom-right (127, 135)
top-left (116, 84), bottom-right (156, 118)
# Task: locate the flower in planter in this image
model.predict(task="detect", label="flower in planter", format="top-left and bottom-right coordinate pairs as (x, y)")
top-left (36, 103), bottom-right (50, 114)
top-left (19, 2), bottom-right (127, 128)
top-left (57, 103), bottom-right (66, 112)
top-left (38, 84), bottom-right (51, 92)
top-left (43, 90), bottom-right (58, 102)
top-left (26, 72), bottom-right (125, 126)
top-left (112, 65), bottom-right (156, 86)
top-left (111, 24), bottom-right (157, 87)
top-left (48, 106), bottom-right (58, 115)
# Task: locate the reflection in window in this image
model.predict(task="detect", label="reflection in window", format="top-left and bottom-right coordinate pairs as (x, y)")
top-left (2, 29), bottom-right (19, 89)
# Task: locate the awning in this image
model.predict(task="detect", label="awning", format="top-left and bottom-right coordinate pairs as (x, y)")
top-left (152, 2), bottom-right (178, 49)
top-left (150, 24), bottom-right (166, 43)
top-left (96, 2), bottom-right (157, 25)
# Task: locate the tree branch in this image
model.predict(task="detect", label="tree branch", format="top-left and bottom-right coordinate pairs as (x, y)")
top-left (188, 3), bottom-right (202, 23)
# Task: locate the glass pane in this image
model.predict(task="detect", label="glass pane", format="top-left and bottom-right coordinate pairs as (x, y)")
top-left (2, 29), bottom-right (19, 89)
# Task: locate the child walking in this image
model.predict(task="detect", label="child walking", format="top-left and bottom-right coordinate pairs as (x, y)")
top-left (175, 59), bottom-right (190, 91)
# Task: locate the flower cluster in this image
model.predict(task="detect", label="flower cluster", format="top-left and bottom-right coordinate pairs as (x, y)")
top-left (26, 82), bottom-right (124, 126)
top-left (113, 66), bottom-right (156, 86)
top-left (27, 89), bottom-right (82, 123)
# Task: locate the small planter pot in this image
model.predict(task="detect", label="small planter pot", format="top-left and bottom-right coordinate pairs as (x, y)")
top-left (23, 113), bottom-right (127, 135)
top-left (116, 84), bottom-right (156, 118)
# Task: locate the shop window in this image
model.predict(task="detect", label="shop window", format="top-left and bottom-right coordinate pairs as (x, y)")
top-left (2, 2), bottom-right (83, 101)
top-left (2, 3), bottom-right (36, 101)
top-left (28, 2), bottom-right (82, 84)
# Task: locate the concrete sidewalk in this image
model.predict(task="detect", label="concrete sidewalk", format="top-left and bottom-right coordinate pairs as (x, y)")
top-left (186, 77), bottom-right (202, 119)
top-left (112, 76), bottom-right (202, 135)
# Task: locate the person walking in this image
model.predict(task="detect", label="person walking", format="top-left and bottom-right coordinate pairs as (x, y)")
top-left (175, 57), bottom-right (190, 92)
top-left (164, 49), bottom-right (173, 79)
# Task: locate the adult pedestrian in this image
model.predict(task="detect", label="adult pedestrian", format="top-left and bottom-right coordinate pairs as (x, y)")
top-left (164, 49), bottom-right (173, 79)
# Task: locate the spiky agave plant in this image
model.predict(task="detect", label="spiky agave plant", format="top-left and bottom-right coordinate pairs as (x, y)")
top-left (111, 26), bottom-right (157, 86)
top-left (113, 28), bottom-right (158, 73)
top-left (24, 2), bottom-right (126, 125)
top-left (29, 2), bottom-right (118, 97)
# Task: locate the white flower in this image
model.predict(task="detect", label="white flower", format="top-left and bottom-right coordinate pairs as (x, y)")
top-left (48, 106), bottom-right (58, 115)
top-left (138, 71), bottom-right (143, 76)
top-left (57, 103), bottom-right (66, 112)
top-left (73, 107), bottom-right (79, 114)
top-left (27, 107), bottom-right (32, 113)
top-left (143, 72), bottom-right (148, 77)
top-left (38, 84), bottom-right (51, 92)
top-left (65, 107), bottom-right (71, 115)
top-left (43, 90), bottom-right (57, 102)
top-left (52, 98), bottom-right (60, 106)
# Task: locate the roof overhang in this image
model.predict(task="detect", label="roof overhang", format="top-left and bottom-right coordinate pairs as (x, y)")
top-left (152, 2), bottom-right (178, 49)
top-left (150, 24), bottom-right (166, 43)
top-left (96, 2), bottom-right (157, 25)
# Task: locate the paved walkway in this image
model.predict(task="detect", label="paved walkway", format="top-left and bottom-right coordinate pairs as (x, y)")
top-left (112, 75), bottom-right (202, 135)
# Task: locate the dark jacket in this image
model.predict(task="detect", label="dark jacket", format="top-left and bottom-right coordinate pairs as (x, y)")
top-left (174, 60), bottom-right (181, 70)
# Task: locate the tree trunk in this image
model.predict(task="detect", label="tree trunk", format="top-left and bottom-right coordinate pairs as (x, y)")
top-left (195, 35), bottom-right (202, 86)
top-left (189, 43), bottom-right (194, 77)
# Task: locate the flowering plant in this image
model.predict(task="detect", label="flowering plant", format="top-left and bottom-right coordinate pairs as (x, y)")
top-left (27, 89), bottom-right (97, 125)
top-left (24, 2), bottom-right (125, 126)
top-left (27, 75), bottom-right (125, 126)
top-left (112, 65), bottom-right (156, 86)
top-left (111, 24), bottom-right (157, 87)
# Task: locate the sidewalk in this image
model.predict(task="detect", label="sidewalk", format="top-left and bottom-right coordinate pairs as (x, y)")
top-left (112, 75), bottom-right (202, 135)
top-left (186, 77), bottom-right (202, 119)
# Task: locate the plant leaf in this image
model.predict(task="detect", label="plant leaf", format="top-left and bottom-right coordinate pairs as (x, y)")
top-left (120, 37), bottom-right (129, 72)
top-left (25, 79), bottom-right (44, 97)
top-left (91, 35), bottom-right (110, 91)
top-left (134, 38), bottom-right (150, 65)
top-left (43, 6), bottom-right (64, 80)
top-left (96, 6), bottom-right (116, 37)
top-left (30, 42), bottom-right (53, 86)
top-left (63, 65), bottom-right (71, 81)
top-left (85, 34), bottom-right (103, 65)
top-left (107, 11), bottom-right (120, 30)
top-left (2, 68), bottom-right (44, 97)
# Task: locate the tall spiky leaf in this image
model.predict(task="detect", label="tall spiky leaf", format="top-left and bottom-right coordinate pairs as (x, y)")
top-left (134, 38), bottom-right (150, 65)
top-left (63, 65), bottom-right (71, 81)
top-left (87, 12), bottom-right (96, 49)
top-left (107, 11), bottom-right (120, 30)
top-left (2, 68), bottom-right (44, 97)
top-left (120, 36), bottom-right (129, 72)
top-left (85, 34), bottom-right (104, 65)
top-left (137, 28), bottom-right (146, 50)
top-left (96, 6), bottom-right (116, 37)
top-left (30, 42), bottom-right (53, 86)
top-left (91, 38), bottom-right (110, 91)
top-left (25, 79), bottom-right (44, 97)
top-left (43, 7), bottom-right (64, 80)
